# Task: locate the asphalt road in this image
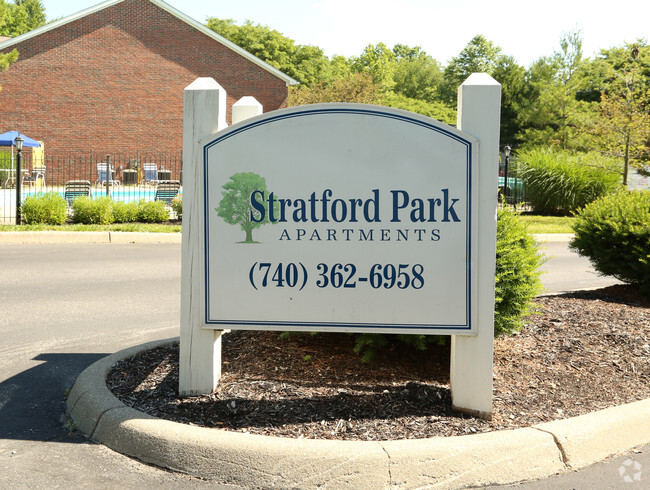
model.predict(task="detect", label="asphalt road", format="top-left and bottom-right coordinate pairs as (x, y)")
top-left (0, 241), bottom-right (645, 488)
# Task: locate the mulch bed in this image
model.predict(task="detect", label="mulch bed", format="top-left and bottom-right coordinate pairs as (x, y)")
top-left (107, 285), bottom-right (649, 441)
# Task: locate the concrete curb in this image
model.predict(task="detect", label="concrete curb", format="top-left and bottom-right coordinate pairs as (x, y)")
top-left (66, 338), bottom-right (650, 489)
top-left (0, 231), bottom-right (182, 244)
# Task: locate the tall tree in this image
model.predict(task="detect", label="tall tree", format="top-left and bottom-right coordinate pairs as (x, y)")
top-left (350, 42), bottom-right (397, 91)
top-left (0, 1), bottom-right (19, 102)
top-left (440, 35), bottom-right (502, 104)
top-left (0, 0), bottom-right (46, 37)
top-left (591, 42), bottom-right (650, 185)
top-left (391, 44), bottom-right (444, 103)
top-left (516, 31), bottom-right (595, 149)
top-left (491, 55), bottom-right (528, 147)
top-left (205, 18), bottom-right (331, 86)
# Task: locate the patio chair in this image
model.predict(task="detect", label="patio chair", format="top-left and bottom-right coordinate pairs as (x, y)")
top-left (142, 163), bottom-right (158, 185)
top-left (64, 180), bottom-right (92, 206)
top-left (96, 162), bottom-right (121, 187)
top-left (154, 180), bottom-right (181, 205)
top-left (22, 161), bottom-right (46, 188)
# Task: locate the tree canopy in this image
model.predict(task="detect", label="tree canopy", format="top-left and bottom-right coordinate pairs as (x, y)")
top-left (0, 0), bottom-right (46, 37)
top-left (205, 18), bottom-right (331, 86)
top-left (206, 17), bottom-right (649, 169)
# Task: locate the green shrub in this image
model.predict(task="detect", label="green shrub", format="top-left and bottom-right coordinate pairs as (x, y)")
top-left (494, 207), bottom-right (545, 336)
top-left (112, 201), bottom-right (139, 223)
top-left (137, 200), bottom-right (169, 223)
top-left (518, 147), bottom-right (621, 215)
top-left (570, 189), bottom-right (650, 295)
top-left (171, 193), bottom-right (182, 220)
top-left (21, 192), bottom-right (67, 225)
top-left (352, 332), bottom-right (446, 363)
top-left (71, 197), bottom-right (114, 224)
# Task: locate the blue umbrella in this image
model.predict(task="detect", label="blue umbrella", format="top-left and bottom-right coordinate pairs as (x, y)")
top-left (0, 130), bottom-right (42, 147)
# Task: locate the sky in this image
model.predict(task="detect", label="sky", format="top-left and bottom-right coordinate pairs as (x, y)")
top-left (41, 0), bottom-right (649, 67)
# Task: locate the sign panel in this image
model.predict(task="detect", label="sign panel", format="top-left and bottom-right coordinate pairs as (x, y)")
top-left (203, 104), bottom-right (478, 335)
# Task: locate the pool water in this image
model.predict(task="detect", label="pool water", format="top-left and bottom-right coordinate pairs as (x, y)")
top-left (23, 188), bottom-right (166, 202)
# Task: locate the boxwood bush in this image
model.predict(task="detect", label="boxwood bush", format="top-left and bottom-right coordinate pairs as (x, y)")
top-left (112, 201), bottom-right (139, 223)
top-left (70, 198), bottom-right (170, 224)
top-left (137, 199), bottom-right (169, 223)
top-left (570, 189), bottom-right (650, 295)
top-left (518, 147), bottom-right (621, 215)
top-left (494, 206), bottom-right (545, 336)
top-left (71, 196), bottom-right (114, 224)
top-left (21, 192), bottom-right (67, 225)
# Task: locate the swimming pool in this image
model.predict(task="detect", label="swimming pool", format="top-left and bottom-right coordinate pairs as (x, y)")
top-left (22, 187), bottom-right (174, 203)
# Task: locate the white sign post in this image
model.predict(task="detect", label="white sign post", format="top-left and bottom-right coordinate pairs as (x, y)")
top-left (179, 78), bottom-right (228, 396)
top-left (180, 75), bottom-right (501, 418)
top-left (451, 74), bottom-right (501, 419)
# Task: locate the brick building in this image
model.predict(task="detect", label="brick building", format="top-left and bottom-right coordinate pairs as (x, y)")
top-left (0, 0), bottom-right (296, 157)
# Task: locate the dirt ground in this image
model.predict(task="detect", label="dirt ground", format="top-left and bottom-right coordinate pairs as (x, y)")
top-left (107, 285), bottom-right (649, 441)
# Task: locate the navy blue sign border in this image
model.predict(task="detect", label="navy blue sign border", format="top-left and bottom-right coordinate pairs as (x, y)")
top-left (203, 106), bottom-right (474, 332)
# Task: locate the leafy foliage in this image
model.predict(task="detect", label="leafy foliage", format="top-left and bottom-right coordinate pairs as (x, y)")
top-left (494, 207), bottom-right (545, 336)
top-left (353, 333), bottom-right (446, 363)
top-left (349, 42), bottom-right (396, 91)
top-left (112, 201), bottom-right (139, 223)
top-left (71, 196), bottom-right (114, 225)
top-left (440, 35), bottom-right (502, 104)
top-left (21, 192), bottom-right (66, 225)
top-left (205, 18), bottom-right (330, 86)
top-left (137, 200), bottom-right (169, 223)
top-left (571, 189), bottom-right (650, 295)
top-left (288, 72), bottom-right (381, 105)
top-left (71, 198), bottom-right (169, 225)
top-left (380, 92), bottom-right (456, 125)
top-left (590, 42), bottom-right (650, 183)
top-left (0, 48), bottom-right (18, 73)
top-left (171, 193), bottom-right (182, 220)
top-left (518, 147), bottom-right (621, 215)
top-left (392, 44), bottom-right (444, 103)
top-left (516, 31), bottom-right (596, 150)
top-left (0, 0), bottom-right (46, 37)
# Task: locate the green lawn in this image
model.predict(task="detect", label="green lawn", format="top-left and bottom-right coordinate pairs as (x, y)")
top-left (518, 215), bottom-right (575, 234)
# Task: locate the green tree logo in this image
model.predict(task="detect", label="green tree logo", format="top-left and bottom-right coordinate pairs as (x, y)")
top-left (216, 172), bottom-right (274, 243)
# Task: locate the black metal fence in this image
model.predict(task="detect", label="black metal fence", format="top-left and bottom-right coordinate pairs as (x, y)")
top-left (1, 150), bottom-right (182, 223)
top-left (498, 158), bottom-right (528, 208)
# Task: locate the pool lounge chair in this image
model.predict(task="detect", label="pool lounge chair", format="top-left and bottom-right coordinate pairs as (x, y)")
top-left (154, 180), bottom-right (181, 205)
top-left (96, 162), bottom-right (121, 187)
top-left (64, 180), bottom-right (92, 205)
top-left (22, 161), bottom-right (46, 188)
top-left (142, 163), bottom-right (158, 184)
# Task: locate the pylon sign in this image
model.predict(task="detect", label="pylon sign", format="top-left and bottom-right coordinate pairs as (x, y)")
top-left (202, 104), bottom-right (478, 335)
